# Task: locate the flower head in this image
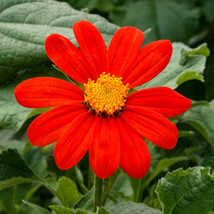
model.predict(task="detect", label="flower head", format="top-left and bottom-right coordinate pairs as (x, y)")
top-left (84, 72), bottom-right (129, 116)
top-left (14, 20), bottom-right (192, 179)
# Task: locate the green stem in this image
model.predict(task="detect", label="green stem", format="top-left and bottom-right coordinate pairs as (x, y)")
top-left (134, 179), bottom-right (142, 202)
top-left (73, 166), bottom-right (88, 194)
top-left (102, 169), bottom-right (121, 205)
top-left (87, 166), bottom-right (95, 190)
top-left (94, 176), bottom-right (103, 212)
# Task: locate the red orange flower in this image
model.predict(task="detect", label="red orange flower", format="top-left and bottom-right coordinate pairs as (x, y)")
top-left (14, 20), bottom-right (192, 179)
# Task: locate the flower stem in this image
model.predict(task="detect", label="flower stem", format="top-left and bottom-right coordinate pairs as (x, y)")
top-left (134, 179), bottom-right (142, 202)
top-left (94, 176), bottom-right (103, 212)
top-left (102, 169), bottom-right (121, 205)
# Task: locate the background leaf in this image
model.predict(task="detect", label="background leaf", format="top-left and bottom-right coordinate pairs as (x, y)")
top-left (96, 207), bottom-right (111, 214)
top-left (0, 149), bottom-right (39, 180)
top-left (110, 0), bottom-right (200, 44)
top-left (181, 100), bottom-right (214, 143)
top-left (202, 0), bottom-right (214, 22)
top-left (50, 205), bottom-right (75, 214)
top-left (0, 0), bottom-right (118, 84)
top-left (22, 200), bottom-right (51, 214)
top-left (62, 0), bottom-right (116, 13)
top-left (0, 65), bottom-right (65, 131)
top-left (108, 201), bottom-right (162, 214)
top-left (74, 187), bottom-right (94, 211)
top-left (0, 0), bottom-right (214, 212)
top-left (0, 177), bottom-right (37, 192)
top-left (137, 43), bottom-right (209, 90)
top-left (156, 167), bottom-right (214, 214)
top-left (56, 177), bottom-right (82, 208)
top-left (0, 183), bottom-right (40, 214)
top-left (0, 128), bottom-right (26, 154)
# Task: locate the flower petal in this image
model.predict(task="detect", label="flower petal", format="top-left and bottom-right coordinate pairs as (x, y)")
top-left (14, 77), bottom-right (84, 108)
top-left (89, 116), bottom-right (120, 179)
top-left (123, 40), bottom-right (172, 88)
top-left (54, 111), bottom-right (96, 170)
top-left (28, 104), bottom-right (87, 147)
top-left (127, 87), bottom-right (192, 117)
top-left (122, 106), bottom-right (178, 149)
top-left (45, 34), bottom-right (93, 83)
top-left (108, 27), bottom-right (144, 76)
top-left (73, 20), bottom-right (108, 79)
top-left (115, 117), bottom-right (150, 179)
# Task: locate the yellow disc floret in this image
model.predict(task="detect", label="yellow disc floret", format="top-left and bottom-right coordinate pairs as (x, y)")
top-left (84, 72), bottom-right (129, 116)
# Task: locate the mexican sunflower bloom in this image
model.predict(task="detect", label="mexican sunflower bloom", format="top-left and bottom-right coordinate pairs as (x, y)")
top-left (14, 20), bottom-right (192, 179)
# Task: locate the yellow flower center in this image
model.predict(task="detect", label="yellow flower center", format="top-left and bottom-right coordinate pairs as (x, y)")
top-left (84, 72), bottom-right (129, 116)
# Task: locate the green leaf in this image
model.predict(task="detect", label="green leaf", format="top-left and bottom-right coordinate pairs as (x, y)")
top-left (181, 100), bottom-right (214, 143)
top-left (0, 149), bottom-right (39, 180)
top-left (143, 156), bottom-right (188, 187)
top-left (0, 0), bottom-right (118, 84)
top-left (110, 0), bottom-right (199, 43)
top-left (202, 151), bottom-right (214, 170)
top-left (56, 177), bottom-right (82, 208)
top-left (74, 187), bottom-right (94, 211)
top-left (178, 130), bottom-right (194, 139)
top-left (50, 206), bottom-right (90, 214)
top-left (156, 167), bottom-right (214, 214)
top-left (0, 64), bottom-right (65, 131)
top-left (96, 207), bottom-right (111, 214)
top-left (50, 205), bottom-right (75, 214)
top-left (137, 43), bottom-right (209, 90)
top-left (23, 200), bottom-right (51, 214)
top-left (65, 0), bottom-right (116, 12)
top-left (0, 177), bottom-right (36, 191)
top-left (191, 100), bottom-right (210, 108)
top-left (0, 138), bottom-right (26, 155)
top-left (108, 202), bottom-right (161, 214)
top-left (0, 80), bottom-right (32, 131)
top-left (46, 156), bottom-right (88, 195)
top-left (75, 209), bottom-right (89, 214)
top-left (0, 149), bottom-right (43, 196)
top-left (188, 43), bottom-right (210, 57)
top-left (45, 177), bottom-right (58, 192)
top-left (50, 207), bottom-right (89, 214)
top-left (111, 173), bottom-right (133, 199)
top-left (27, 107), bottom-right (51, 120)
top-left (31, 156), bottom-right (48, 179)
top-left (0, 183), bottom-right (41, 214)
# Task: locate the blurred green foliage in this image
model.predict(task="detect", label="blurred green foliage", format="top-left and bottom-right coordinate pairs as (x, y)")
top-left (62, 0), bottom-right (214, 101)
top-left (0, 0), bottom-right (214, 213)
